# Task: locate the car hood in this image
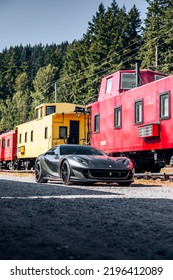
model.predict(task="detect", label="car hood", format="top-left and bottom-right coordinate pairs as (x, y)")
top-left (71, 155), bottom-right (131, 168)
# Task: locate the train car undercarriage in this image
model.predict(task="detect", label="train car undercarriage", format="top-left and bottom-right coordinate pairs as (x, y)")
top-left (112, 149), bottom-right (173, 173)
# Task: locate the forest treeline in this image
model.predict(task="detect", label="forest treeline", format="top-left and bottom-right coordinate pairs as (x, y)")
top-left (0, 0), bottom-right (173, 131)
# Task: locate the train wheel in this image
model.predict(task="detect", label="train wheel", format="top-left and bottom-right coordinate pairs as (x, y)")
top-left (35, 161), bottom-right (48, 183)
top-left (61, 160), bottom-right (71, 185)
top-left (24, 160), bottom-right (31, 170)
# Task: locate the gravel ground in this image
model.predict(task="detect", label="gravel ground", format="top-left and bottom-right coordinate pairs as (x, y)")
top-left (0, 172), bottom-right (173, 260)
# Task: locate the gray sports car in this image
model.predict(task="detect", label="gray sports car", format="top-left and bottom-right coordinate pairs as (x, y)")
top-left (35, 144), bottom-right (135, 186)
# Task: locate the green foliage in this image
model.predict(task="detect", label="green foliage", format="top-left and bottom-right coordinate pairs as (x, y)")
top-left (0, 43), bottom-right (68, 128)
top-left (0, 97), bottom-right (16, 131)
top-left (30, 64), bottom-right (58, 117)
top-left (13, 72), bottom-right (30, 125)
top-left (140, 0), bottom-right (173, 73)
top-left (0, 0), bottom-right (173, 131)
top-left (58, 0), bottom-right (142, 105)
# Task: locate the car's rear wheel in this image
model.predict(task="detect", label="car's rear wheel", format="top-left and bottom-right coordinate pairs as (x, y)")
top-left (61, 160), bottom-right (71, 185)
top-left (35, 161), bottom-right (48, 183)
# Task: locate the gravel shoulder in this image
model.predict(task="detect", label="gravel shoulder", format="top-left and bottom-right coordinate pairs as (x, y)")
top-left (0, 172), bottom-right (173, 260)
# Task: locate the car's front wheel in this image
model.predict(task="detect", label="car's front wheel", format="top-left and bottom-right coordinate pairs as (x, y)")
top-left (61, 160), bottom-right (71, 185)
top-left (35, 161), bottom-right (48, 183)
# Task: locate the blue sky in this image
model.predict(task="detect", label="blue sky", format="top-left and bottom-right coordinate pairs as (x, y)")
top-left (0, 0), bottom-right (148, 51)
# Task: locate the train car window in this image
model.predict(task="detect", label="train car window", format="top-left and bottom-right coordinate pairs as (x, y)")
top-left (159, 91), bottom-right (170, 120)
top-left (31, 130), bottom-right (33, 142)
top-left (36, 109), bottom-right (38, 119)
top-left (94, 114), bottom-right (100, 133)
top-left (25, 132), bottom-right (27, 143)
top-left (121, 73), bottom-right (136, 89)
top-left (40, 108), bottom-right (43, 118)
top-left (19, 134), bottom-right (22, 143)
top-left (155, 75), bottom-right (166, 81)
top-left (114, 106), bottom-right (122, 128)
top-left (135, 99), bottom-right (143, 124)
top-left (59, 126), bottom-right (67, 139)
top-left (44, 127), bottom-right (48, 139)
top-left (2, 139), bottom-right (5, 148)
top-left (7, 139), bottom-right (10, 147)
top-left (46, 106), bottom-right (56, 116)
top-left (106, 77), bottom-right (113, 94)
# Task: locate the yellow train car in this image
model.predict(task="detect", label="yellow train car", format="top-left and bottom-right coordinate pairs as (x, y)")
top-left (17, 102), bottom-right (90, 169)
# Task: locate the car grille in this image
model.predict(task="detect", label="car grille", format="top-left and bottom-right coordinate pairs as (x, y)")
top-left (85, 169), bottom-right (131, 179)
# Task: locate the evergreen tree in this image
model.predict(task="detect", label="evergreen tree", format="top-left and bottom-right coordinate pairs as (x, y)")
top-left (43, 42), bottom-right (68, 71)
top-left (82, 1), bottom-right (142, 102)
top-left (0, 51), bottom-right (7, 99)
top-left (159, 0), bottom-right (173, 72)
top-left (31, 64), bottom-right (58, 116)
top-left (0, 97), bottom-right (15, 131)
top-left (2, 47), bottom-right (21, 97)
top-left (140, 0), bottom-right (173, 73)
top-left (0, 0), bottom-right (148, 129)
top-left (30, 44), bottom-right (44, 82)
top-left (20, 44), bottom-right (33, 88)
top-left (13, 72), bottom-right (30, 125)
top-left (57, 40), bottom-right (87, 104)
top-left (124, 5), bottom-right (142, 68)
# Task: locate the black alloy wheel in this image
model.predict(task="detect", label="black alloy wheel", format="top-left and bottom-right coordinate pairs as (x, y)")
top-left (61, 160), bottom-right (71, 185)
top-left (35, 161), bottom-right (48, 183)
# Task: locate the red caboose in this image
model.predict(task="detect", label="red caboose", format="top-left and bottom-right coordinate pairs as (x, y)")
top-left (87, 67), bottom-right (172, 172)
top-left (0, 130), bottom-right (17, 169)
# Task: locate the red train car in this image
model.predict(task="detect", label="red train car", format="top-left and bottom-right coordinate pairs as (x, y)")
top-left (88, 67), bottom-right (173, 172)
top-left (0, 130), bottom-right (17, 169)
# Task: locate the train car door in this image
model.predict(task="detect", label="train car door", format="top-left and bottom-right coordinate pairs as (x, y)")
top-left (1, 138), bottom-right (5, 160)
top-left (68, 120), bottom-right (79, 144)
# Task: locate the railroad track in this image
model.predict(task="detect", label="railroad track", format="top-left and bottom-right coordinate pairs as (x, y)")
top-left (1, 169), bottom-right (173, 181)
top-left (135, 172), bottom-right (173, 181)
top-left (0, 169), bottom-right (35, 174)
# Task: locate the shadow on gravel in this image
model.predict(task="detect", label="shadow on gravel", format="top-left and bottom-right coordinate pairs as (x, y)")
top-left (0, 180), bottom-right (173, 260)
top-left (0, 179), bottom-right (122, 197)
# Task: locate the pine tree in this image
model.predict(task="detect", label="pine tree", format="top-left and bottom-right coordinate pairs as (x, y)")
top-left (140, 0), bottom-right (173, 73)
top-left (13, 72), bottom-right (30, 125)
top-left (124, 5), bottom-right (142, 68)
top-left (31, 64), bottom-right (58, 116)
top-left (159, 0), bottom-right (173, 72)
top-left (0, 0), bottom-right (149, 127)
top-left (57, 40), bottom-right (87, 104)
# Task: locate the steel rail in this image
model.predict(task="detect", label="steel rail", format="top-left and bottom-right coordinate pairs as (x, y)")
top-left (134, 172), bottom-right (173, 181)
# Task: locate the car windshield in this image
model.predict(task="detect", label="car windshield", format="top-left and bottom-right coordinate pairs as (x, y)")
top-left (60, 145), bottom-right (105, 156)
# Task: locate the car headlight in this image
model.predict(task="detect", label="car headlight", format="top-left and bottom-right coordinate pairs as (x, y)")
top-left (127, 159), bottom-right (134, 170)
top-left (72, 156), bottom-right (93, 167)
top-left (117, 158), bottom-right (134, 170)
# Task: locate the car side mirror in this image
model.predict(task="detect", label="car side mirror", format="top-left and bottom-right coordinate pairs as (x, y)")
top-left (45, 151), bottom-right (55, 155)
